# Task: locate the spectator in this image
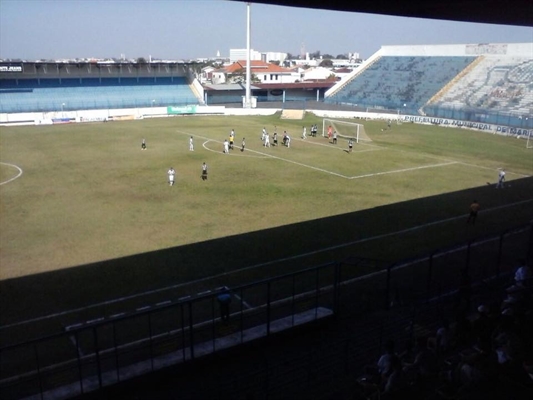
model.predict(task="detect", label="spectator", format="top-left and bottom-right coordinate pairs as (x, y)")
top-left (364, 339), bottom-right (398, 384)
top-left (435, 318), bottom-right (452, 355)
top-left (453, 310), bottom-right (472, 348)
top-left (472, 305), bottom-right (493, 352)
top-left (217, 288), bottom-right (232, 322)
top-left (377, 340), bottom-right (398, 379)
top-left (404, 337), bottom-right (439, 381)
top-left (382, 356), bottom-right (409, 395)
top-left (514, 259), bottom-right (532, 288)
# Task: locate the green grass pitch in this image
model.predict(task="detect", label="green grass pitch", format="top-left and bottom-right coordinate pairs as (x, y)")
top-left (1, 112), bottom-right (532, 333)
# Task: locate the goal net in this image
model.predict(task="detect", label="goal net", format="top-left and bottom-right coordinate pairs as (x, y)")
top-left (322, 119), bottom-right (371, 144)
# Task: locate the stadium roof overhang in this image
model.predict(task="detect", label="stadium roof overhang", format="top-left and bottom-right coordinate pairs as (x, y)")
top-left (231, 0), bottom-right (532, 27)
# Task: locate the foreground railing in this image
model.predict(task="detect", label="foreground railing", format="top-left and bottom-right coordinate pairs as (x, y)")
top-left (0, 221), bottom-right (531, 400)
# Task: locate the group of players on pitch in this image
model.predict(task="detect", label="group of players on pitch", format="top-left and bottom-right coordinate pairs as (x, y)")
top-left (140, 125), bottom-right (361, 186)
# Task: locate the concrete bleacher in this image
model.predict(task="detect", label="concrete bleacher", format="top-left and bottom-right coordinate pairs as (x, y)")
top-left (431, 56), bottom-right (533, 115)
top-left (325, 55), bottom-right (475, 114)
top-left (0, 77), bottom-right (199, 113)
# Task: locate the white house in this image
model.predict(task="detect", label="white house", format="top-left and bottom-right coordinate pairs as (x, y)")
top-left (212, 60), bottom-right (298, 84)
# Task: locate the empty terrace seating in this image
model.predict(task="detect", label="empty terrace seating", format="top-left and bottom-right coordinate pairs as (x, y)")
top-left (325, 56), bottom-right (475, 114)
top-left (0, 77), bottom-right (199, 113)
top-left (430, 57), bottom-right (533, 116)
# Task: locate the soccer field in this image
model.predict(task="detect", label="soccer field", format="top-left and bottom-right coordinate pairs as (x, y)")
top-left (1, 112), bottom-right (532, 329)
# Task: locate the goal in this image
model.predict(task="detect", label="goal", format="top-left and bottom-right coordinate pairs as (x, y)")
top-left (322, 119), bottom-right (371, 144)
top-left (527, 132), bottom-right (533, 149)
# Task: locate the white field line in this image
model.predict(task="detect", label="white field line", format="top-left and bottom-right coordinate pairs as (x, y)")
top-left (349, 161), bottom-right (458, 179)
top-left (0, 162), bottom-right (23, 185)
top-left (2, 198), bottom-right (531, 331)
top-left (201, 140), bottom-right (267, 158)
top-left (181, 130), bottom-right (462, 180)
top-left (458, 162), bottom-right (531, 178)
top-left (231, 292), bottom-right (253, 309)
top-left (178, 130), bottom-right (351, 178)
top-left (68, 335), bottom-right (85, 357)
top-left (295, 137), bottom-right (384, 153)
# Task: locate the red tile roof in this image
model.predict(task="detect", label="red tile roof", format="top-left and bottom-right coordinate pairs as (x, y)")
top-left (223, 60), bottom-right (292, 74)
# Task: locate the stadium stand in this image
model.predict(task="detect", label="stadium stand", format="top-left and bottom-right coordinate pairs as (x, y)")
top-left (0, 77), bottom-right (198, 113)
top-left (428, 56), bottom-right (533, 119)
top-left (324, 43), bottom-right (532, 128)
top-left (325, 55), bottom-right (476, 114)
top-left (0, 64), bottom-right (200, 113)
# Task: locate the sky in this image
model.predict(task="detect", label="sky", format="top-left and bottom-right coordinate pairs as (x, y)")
top-left (0, 0), bottom-right (531, 61)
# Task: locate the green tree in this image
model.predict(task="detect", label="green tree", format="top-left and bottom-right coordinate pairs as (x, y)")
top-left (136, 57), bottom-right (147, 64)
top-left (319, 59), bottom-right (333, 67)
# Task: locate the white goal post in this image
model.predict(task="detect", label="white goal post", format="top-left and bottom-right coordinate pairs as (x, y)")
top-left (322, 119), bottom-right (371, 144)
top-left (527, 131), bottom-right (533, 149)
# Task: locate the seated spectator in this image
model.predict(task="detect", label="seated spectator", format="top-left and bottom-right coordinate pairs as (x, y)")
top-left (364, 339), bottom-right (399, 384)
top-left (382, 356), bottom-right (409, 395)
top-left (435, 318), bottom-right (452, 354)
top-left (403, 337), bottom-right (440, 381)
top-left (472, 305), bottom-right (493, 352)
top-left (513, 259), bottom-right (532, 287)
top-left (453, 310), bottom-right (472, 348)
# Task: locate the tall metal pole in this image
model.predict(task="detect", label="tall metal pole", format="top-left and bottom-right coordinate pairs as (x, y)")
top-left (245, 2), bottom-right (251, 108)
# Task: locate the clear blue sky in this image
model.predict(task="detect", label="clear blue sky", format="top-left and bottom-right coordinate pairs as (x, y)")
top-left (1, 0), bottom-right (531, 61)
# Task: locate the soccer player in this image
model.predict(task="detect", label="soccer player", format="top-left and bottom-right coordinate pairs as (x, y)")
top-left (223, 139), bottom-right (229, 154)
top-left (167, 167), bottom-right (175, 186)
top-left (348, 139), bottom-right (353, 152)
top-left (302, 126), bottom-right (307, 139)
top-left (332, 131), bottom-right (337, 144)
top-left (273, 132), bottom-right (278, 146)
top-left (241, 137), bottom-right (246, 152)
top-left (261, 127), bottom-right (267, 142)
top-left (496, 169), bottom-right (506, 188)
top-left (189, 136), bottom-right (194, 151)
top-left (201, 162), bottom-right (208, 181)
top-left (141, 138), bottom-right (146, 150)
top-left (327, 125), bottom-right (333, 140)
top-left (264, 131), bottom-right (270, 147)
top-left (467, 200), bottom-right (480, 225)
top-left (286, 134), bottom-right (291, 148)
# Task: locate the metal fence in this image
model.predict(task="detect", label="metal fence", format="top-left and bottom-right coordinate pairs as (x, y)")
top-left (0, 222), bottom-right (531, 400)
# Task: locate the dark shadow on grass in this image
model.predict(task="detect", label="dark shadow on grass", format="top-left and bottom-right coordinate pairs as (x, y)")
top-left (1, 177), bottom-right (532, 338)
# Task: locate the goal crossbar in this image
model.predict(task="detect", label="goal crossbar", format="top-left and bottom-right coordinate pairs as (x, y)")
top-left (322, 119), bottom-right (371, 144)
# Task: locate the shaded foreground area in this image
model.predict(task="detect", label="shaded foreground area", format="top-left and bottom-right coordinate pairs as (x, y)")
top-left (0, 177), bottom-right (532, 399)
top-left (1, 177), bottom-right (532, 342)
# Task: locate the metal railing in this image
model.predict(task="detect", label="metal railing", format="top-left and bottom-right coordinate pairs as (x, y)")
top-left (0, 221), bottom-right (531, 400)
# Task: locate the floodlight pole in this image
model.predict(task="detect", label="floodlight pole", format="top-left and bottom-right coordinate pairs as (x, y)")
top-left (245, 2), bottom-right (252, 108)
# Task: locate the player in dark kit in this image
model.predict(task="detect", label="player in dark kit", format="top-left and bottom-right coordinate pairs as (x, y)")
top-left (202, 162), bottom-right (208, 181)
top-left (466, 200), bottom-right (480, 225)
